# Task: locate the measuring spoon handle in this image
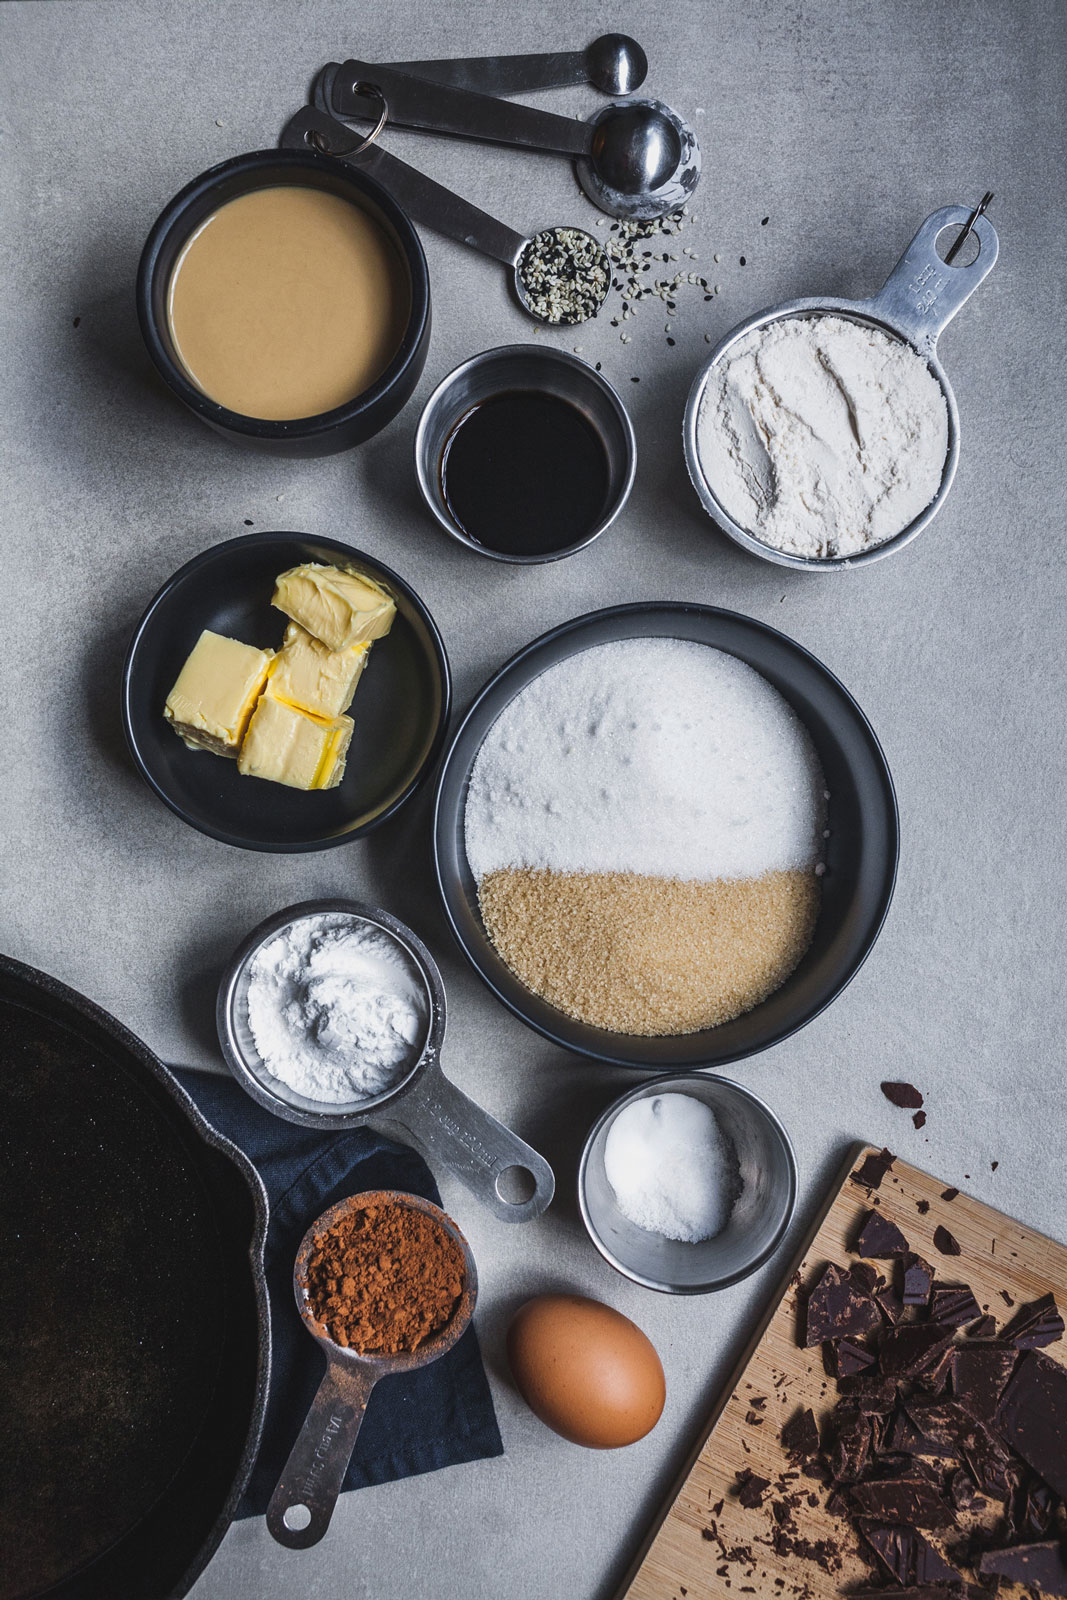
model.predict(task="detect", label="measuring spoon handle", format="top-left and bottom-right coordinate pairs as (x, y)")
top-left (380, 48), bottom-right (590, 96)
top-left (281, 108), bottom-right (527, 265)
top-left (329, 58), bottom-right (592, 157)
top-left (266, 1357), bottom-right (376, 1549)
top-left (389, 1059), bottom-right (555, 1224)
top-left (864, 204), bottom-right (999, 354)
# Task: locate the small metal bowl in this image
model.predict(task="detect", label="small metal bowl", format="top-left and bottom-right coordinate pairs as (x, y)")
top-left (578, 1074), bottom-right (797, 1294)
top-left (413, 345), bottom-right (636, 564)
top-left (684, 205), bottom-right (999, 569)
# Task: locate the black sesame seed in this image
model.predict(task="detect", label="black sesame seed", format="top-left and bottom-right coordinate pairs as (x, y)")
top-left (761, 217), bottom-right (769, 225)
top-left (740, 256), bottom-right (746, 265)
top-left (666, 337), bottom-right (675, 346)
top-left (631, 376), bottom-right (640, 382)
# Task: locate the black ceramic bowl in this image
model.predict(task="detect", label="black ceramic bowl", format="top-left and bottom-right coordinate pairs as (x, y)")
top-left (433, 603), bottom-right (898, 1069)
top-left (124, 532), bottom-right (450, 852)
top-left (136, 149), bottom-right (431, 455)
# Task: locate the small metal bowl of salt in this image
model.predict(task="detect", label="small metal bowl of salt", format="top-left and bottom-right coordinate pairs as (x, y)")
top-left (578, 1074), bottom-right (796, 1293)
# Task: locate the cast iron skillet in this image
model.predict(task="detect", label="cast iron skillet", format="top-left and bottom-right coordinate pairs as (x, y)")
top-left (433, 603), bottom-right (899, 1069)
top-left (0, 954), bottom-right (270, 1600)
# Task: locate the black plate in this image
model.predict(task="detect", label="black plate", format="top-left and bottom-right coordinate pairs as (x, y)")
top-left (123, 532), bottom-right (451, 851)
top-left (433, 603), bottom-right (898, 1069)
top-left (0, 954), bottom-right (269, 1600)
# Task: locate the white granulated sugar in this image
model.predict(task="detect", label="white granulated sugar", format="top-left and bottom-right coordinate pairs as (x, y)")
top-left (603, 1093), bottom-right (741, 1242)
top-left (246, 913), bottom-right (427, 1105)
top-left (464, 639), bottom-right (824, 882)
top-left (696, 314), bottom-right (949, 559)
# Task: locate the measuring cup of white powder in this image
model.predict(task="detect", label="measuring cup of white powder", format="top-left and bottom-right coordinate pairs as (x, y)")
top-left (217, 900), bottom-right (554, 1222)
top-left (684, 203), bottom-right (998, 568)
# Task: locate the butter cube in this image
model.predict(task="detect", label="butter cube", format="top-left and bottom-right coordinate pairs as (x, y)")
top-left (272, 563), bottom-right (396, 652)
top-left (164, 629), bottom-right (274, 756)
top-left (237, 694), bottom-right (353, 790)
top-left (268, 622), bottom-right (370, 719)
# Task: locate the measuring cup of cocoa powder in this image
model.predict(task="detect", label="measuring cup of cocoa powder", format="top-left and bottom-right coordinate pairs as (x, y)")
top-left (267, 1190), bottom-right (476, 1548)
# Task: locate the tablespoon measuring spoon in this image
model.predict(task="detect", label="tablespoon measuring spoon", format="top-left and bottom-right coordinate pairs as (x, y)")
top-left (325, 58), bottom-right (700, 221)
top-left (267, 1190), bottom-right (476, 1548)
top-left (281, 106), bottom-right (610, 324)
top-left (314, 34), bottom-right (648, 102)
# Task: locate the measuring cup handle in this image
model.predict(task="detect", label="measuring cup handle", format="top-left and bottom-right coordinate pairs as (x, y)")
top-left (266, 1358), bottom-right (376, 1549)
top-left (281, 107), bottom-right (527, 266)
top-left (864, 204), bottom-right (999, 355)
top-left (390, 1060), bottom-right (555, 1223)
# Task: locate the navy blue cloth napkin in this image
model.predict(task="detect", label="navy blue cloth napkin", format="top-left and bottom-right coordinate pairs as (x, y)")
top-left (176, 1069), bottom-right (503, 1517)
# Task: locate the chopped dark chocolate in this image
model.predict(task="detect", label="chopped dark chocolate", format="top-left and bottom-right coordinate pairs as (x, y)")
top-left (916, 1199), bottom-right (930, 1215)
top-left (831, 1411), bottom-right (872, 1482)
top-left (837, 1373), bottom-right (897, 1410)
top-left (903, 1397), bottom-right (974, 1453)
top-left (951, 1343), bottom-right (1017, 1421)
top-left (825, 1338), bottom-right (876, 1379)
top-left (849, 1260), bottom-right (885, 1296)
top-left (948, 1467), bottom-right (978, 1510)
top-left (930, 1284), bottom-right (982, 1327)
top-left (780, 1406), bottom-right (820, 1457)
top-left (902, 1254), bottom-right (934, 1307)
top-left (880, 1081), bottom-right (924, 1110)
top-left (996, 1350), bottom-right (1067, 1497)
top-left (966, 1314), bottom-right (997, 1339)
top-left (849, 1474), bottom-right (956, 1528)
top-left (933, 1224), bottom-right (961, 1256)
top-left (804, 1262), bottom-right (882, 1346)
top-left (961, 1418), bottom-right (1020, 1498)
top-left (851, 1148), bottom-right (896, 1190)
top-left (1001, 1290), bottom-right (1064, 1350)
top-left (940, 1187), bottom-right (959, 1202)
top-left (856, 1210), bottom-right (911, 1258)
top-left (1009, 1475), bottom-right (1060, 1541)
top-left (913, 1344), bottom-right (955, 1396)
top-left (876, 1284), bottom-right (909, 1325)
top-left (861, 1522), bottom-right (964, 1587)
top-left (978, 1540), bottom-right (1067, 1597)
top-left (881, 1323), bottom-right (955, 1380)
top-left (734, 1467), bottom-right (770, 1509)
top-left (888, 1404), bottom-right (952, 1457)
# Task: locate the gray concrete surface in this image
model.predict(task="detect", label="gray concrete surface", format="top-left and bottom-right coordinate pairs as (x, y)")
top-left (2, 2), bottom-right (1065, 1597)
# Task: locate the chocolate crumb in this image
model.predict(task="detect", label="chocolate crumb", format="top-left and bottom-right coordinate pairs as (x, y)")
top-left (940, 1187), bottom-right (959, 1202)
top-left (916, 1199), bottom-right (930, 1215)
top-left (73, 315), bottom-right (81, 328)
top-left (990, 1160), bottom-right (998, 1171)
top-left (933, 1225), bottom-right (961, 1257)
top-left (912, 1110), bottom-right (926, 1129)
top-left (881, 1081), bottom-right (924, 1110)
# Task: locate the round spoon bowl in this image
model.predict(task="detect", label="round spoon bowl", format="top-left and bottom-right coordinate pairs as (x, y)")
top-left (584, 34), bottom-right (648, 95)
top-left (578, 98), bottom-right (700, 221)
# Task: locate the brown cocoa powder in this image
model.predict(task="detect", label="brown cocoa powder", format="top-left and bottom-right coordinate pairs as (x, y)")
top-left (304, 1200), bottom-right (465, 1354)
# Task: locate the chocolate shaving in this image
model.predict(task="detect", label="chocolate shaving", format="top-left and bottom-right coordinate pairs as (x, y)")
top-left (933, 1224), bottom-right (961, 1257)
top-left (1000, 1290), bottom-right (1064, 1350)
top-left (855, 1210), bottom-right (911, 1258)
top-left (851, 1148), bottom-right (896, 1190)
top-left (880, 1081), bottom-right (924, 1110)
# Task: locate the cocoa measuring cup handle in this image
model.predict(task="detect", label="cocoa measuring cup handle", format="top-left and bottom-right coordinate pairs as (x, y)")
top-left (266, 1355), bottom-right (376, 1549)
top-left (864, 203), bottom-right (999, 355)
top-left (389, 1060), bottom-right (555, 1223)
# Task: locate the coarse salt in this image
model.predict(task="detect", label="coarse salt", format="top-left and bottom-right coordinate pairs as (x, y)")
top-left (604, 1093), bottom-right (741, 1242)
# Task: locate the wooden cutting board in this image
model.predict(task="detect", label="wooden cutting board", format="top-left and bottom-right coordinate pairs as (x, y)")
top-left (618, 1142), bottom-right (1067, 1600)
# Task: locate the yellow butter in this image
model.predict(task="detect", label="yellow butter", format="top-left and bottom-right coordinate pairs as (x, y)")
top-left (271, 563), bottom-right (396, 651)
top-left (164, 629), bottom-right (274, 756)
top-left (268, 622), bottom-right (370, 719)
top-left (237, 693), bottom-right (353, 790)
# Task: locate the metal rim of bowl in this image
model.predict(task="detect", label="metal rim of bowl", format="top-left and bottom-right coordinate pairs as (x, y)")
top-left (215, 897), bottom-right (446, 1128)
top-left (136, 147), bottom-right (431, 443)
top-left (432, 600), bottom-right (899, 1069)
top-left (577, 1072), bottom-right (799, 1294)
top-left (413, 344), bottom-right (637, 565)
top-left (121, 530), bottom-right (452, 852)
top-left (682, 299), bottom-right (961, 571)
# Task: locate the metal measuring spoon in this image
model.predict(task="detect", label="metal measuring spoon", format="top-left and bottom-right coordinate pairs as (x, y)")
top-left (281, 106), bottom-right (610, 324)
top-left (266, 1191), bottom-right (476, 1548)
top-left (324, 59), bottom-right (700, 221)
top-left (315, 34), bottom-right (647, 101)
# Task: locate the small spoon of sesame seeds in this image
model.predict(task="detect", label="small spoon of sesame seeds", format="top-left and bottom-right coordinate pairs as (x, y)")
top-left (282, 108), bottom-right (610, 326)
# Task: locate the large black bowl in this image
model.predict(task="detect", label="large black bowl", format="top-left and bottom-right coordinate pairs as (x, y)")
top-left (433, 603), bottom-right (898, 1069)
top-left (137, 149), bottom-right (431, 455)
top-left (123, 532), bottom-right (451, 852)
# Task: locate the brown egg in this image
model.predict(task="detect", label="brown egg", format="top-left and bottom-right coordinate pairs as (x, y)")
top-left (506, 1293), bottom-right (665, 1448)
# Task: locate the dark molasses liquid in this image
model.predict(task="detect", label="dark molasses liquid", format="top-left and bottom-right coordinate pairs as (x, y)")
top-left (440, 390), bottom-right (611, 556)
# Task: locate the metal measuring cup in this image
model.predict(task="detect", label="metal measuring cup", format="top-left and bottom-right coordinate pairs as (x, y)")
top-left (683, 203), bottom-right (1000, 569)
top-left (216, 898), bottom-right (554, 1222)
top-left (281, 105), bottom-right (610, 325)
top-left (266, 1190), bottom-right (476, 1548)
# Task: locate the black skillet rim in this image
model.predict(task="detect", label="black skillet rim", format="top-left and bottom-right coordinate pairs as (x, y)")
top-left (432, 601), bottom-right (900, 1069)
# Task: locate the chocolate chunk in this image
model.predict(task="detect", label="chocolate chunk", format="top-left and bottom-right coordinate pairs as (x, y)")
top-left (940, 1187), bottom-right (959, 1202)
top-left (853, 1591), bottom-right (966, 1600)
top-left (849, 1475), bottom-right (956, 1528)
top-left (837, 1374), bottom-right (897, 1409)
top-left (1009, 1476), bottom-right (1060, 1541)
top-left (978, 1541), bottom-right (1067, 1597)
top-left (825, 1338), bottom-right (876, 1379)
top-left (930, 1283), bottom-right (982, 1327)
top-left (887, 1403), bottom-right (954, 1458)
top-left (948, 1467), bottom-right (978, 1510)
top-left (831, 1417), bottom-right (871, 1483)
top-left (804, 1262), bottom-right (882, 1346)
top-left (880, 1081), bottom-right (924, 1110)
top-left (861, 1523), bottom-right (964, 1587)
top-left (965, 1314), bottom-right (997, 1339)
top-left (780, 1406), bottom-right (820, 1457)
top-left (881, 1323), bottom-right (955, 1380)
top-left (734, 1467), bottom-right (770, 1508)
top-left (903, 1397), bottom-right (974, 1454)
top-left (961, 1418), bottom-right (1020, 1498)
top-left (913, 1344), bottom-right (955, 1396)
top-left (876, 1284), bottom-right (909, 1325)
top-left (851, 1148), bottom-right (896, 1190)
top-left (996, 1350), bottom-right (1067, 1497)
top-left (848, 1260), bottom-right (885, 1296)
top-left (856, 1210), bottom-right (911, 1258)
top-left (933, 1224), bottom-right (961, 1256)
top-left (951, 1343), bottom-right (1017, 1421)
top-left (1001, 1290), bottom-right (1064, 1350)
top-left (902, 1254), bottom-right (934, 1307)
top-left (912, 1110), bottom-right (927, 1129)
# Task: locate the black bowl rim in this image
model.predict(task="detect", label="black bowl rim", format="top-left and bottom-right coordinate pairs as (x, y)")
top-left (432, 601), bottom-right (900, 1068)
top-left (135, 147), bottom-right (430, 441)
top-left (122, 530), bottom-right (452, 852)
